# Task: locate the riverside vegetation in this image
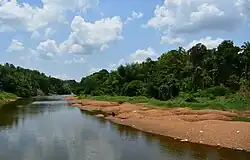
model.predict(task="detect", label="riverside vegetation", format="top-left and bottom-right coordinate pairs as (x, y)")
top-left (2, 40), bottom-right (250, 114)
top-left (75, 41), bottom-right (250, 114)
top-left (0, 63), bottom-right (74, 98)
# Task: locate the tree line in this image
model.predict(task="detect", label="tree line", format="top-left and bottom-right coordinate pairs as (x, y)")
top-left (76, 40), bottom-right (250, 100)
top-left (0, 63), bottom-right (72, 97)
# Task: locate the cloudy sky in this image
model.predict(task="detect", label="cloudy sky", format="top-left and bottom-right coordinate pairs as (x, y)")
top-left (0, 0), bottom-right (249, 81)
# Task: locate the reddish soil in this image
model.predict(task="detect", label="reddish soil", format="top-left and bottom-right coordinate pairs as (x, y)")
top-left (66, 96), bottom-right (250, 151)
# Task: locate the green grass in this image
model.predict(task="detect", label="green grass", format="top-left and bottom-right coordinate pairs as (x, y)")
top-left (0, 92), bottom-right (17, 101)
top-left (78, 93), bottom-right (250, 111)
top-left (232, 117), bottom-right (250, 122)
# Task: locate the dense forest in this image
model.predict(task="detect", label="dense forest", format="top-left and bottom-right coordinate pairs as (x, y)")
top-left (1, 40), bottom-right (250, 100)
top-left (0, 63), bottom-right (72, 97)
top-left (77, 40), bottom-right (250, 101)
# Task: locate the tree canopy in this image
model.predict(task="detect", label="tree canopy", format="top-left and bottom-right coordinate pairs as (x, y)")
top-left (0, 63), bottom-right (72, 97)
top-left (77, 40), bottom-right (250, 100)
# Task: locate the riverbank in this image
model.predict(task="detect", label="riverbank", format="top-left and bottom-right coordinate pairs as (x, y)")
top-left (66, 96), bottom-right (250, 152)
top-left (0, 92), bottom-right (18, 106)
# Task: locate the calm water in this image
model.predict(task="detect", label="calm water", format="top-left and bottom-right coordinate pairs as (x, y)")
top-left (0, 96), bottom-right (249, 160)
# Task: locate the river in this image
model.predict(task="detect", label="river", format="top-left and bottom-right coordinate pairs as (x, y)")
top-left (0, 95), bottom-right (249, 160)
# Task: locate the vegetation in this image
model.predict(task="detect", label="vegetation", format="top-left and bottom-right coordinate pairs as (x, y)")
top-left (0, 92), bottom-right (17, 106)
top-left (76, 40), bottom-right (250, 110)
top-left (232, 117), bottom-right (250, 122)
top-left (0, 92), bottom-right (17, 100)
top-left (79, 93), bottom-right (250, 111)
top-left (0, 63), bottom-right (72, 97)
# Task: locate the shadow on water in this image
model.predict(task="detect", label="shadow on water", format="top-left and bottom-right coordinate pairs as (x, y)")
top-left (0, 98), bottom-right (34, 127)
top-left (0, 96), bottom-right (68, 128)
top-left (81, 110), bottom-right (250, 160)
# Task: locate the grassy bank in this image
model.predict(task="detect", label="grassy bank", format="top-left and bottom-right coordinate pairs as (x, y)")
top-left (0, 92), bottom-right (18, 105)
top-left (78, 93), bottom-right (250, 111)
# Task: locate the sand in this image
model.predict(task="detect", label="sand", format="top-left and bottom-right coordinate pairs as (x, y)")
top-left (66, 96), bottom-right (250, 152)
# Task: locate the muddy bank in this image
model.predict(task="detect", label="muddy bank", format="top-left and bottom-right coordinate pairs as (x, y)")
top-left (66, 96), bottom-right (250, 152)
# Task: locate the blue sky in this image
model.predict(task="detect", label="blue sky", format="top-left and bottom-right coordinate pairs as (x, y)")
top-left (0, 0), bottom-right (250, 81)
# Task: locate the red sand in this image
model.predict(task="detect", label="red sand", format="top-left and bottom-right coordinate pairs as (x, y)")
top-left (66, 96), bottom-right (250, 151)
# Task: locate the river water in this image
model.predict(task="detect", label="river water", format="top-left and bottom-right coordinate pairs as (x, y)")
top-left (0, 95), bottom-right (249, 160)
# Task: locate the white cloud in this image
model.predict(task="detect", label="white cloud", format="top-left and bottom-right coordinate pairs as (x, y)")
top-left (39, 52), bottom-right (54, 60)
top-left (6, 39), bottom-right (24, 52)
top-left (36, 39), bottom-right (60, 59)
top-left (37, 39), bottom-right (59, 54)
top-left (68, 44), bottom-right (85, 54)
top-left (236, 0), bottom-right (250, 20)
top-left (125, 11), bottom-right (144, 24)
top-left (64, 57), bottom-right (86, 64)
top-left (164, 0), bottom-right (182, 5)
top-left (0, 0), bottom-right (99, 32)
top-left (31, 31), bottom-right (40, 39)
top-left (0, 25), bottom-right (14, 32)
top-left (100, 44), bottom-right (109, 51)
top-left (130, 47), bottom-right (157, 63)
top-left (64, 60), bottom-right (72, 64)
top-left (44, 28), bottom-right (55, 38)
top-left (161, 36), bottom-right (184, 44)
top-left (147, 5), bottom-right (176, 29)
top-left (185, 36), bottom-right (224, 50)
top-left (174, 3), bottom-right (238, 34)
top-left (146, 0), bottom-right (246, 43)
top-left (58, 15), bottom-right (69, 24)
top-left (60, 15), bottom-right (123, 55)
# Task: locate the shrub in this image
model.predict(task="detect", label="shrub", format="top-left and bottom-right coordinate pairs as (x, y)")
top-left (196, 86), bottom-right (231, 97)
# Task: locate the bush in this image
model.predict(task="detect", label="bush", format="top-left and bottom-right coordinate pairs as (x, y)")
top-left (159, 85), bottom-right (171, 101)
top-left (185, 96), bottom-right (199, 102)
top-left (195, 86), bottom-right (231, 97)
top-left (206, 86), bottom-right (231, 96)
top-left (123, 80), bottom-right (146, 97)
top-left (0, 92), bottom-right (17, 100)
top-left (146, 83), bottom-right (159, 99)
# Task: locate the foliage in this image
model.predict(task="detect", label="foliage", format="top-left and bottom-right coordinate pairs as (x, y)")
top-left (0, 63), bottom-right (72, 97)
top-left (232, 117), bottom-right (250, 122)
top-left (0, 92), bottom-right (17, 100)
top-left (78, 94), bottom-right (250, 111)
top-left (76, 40), bottom-right (250, 107)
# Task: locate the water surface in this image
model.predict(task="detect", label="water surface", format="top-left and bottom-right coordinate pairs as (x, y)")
top-left (0, 96), bottom-right (249, 160)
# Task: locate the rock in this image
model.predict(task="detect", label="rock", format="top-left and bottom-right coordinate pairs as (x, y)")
top-left (236, 147), bottom-right (243, 151)
top-left (181, 139), bottom-right (188, 142)
top-left (200, 130), bottom-right (203, 133)
top-left (237, 130), bottom-right (240, 133)
top-left (96, 114), bottom-right (105, 118)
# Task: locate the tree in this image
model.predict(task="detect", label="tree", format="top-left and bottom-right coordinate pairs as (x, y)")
top-left (0, 63), bottom-right (71, 97)
top-left (70, 40), bottom-right (250, 101)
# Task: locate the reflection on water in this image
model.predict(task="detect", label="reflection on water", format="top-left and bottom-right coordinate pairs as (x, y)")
top-left (0, 96), bottom-right (249, 160)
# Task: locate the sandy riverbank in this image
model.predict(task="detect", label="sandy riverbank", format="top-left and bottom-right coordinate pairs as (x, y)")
top-left (66, 96), bottom-right (250, 152)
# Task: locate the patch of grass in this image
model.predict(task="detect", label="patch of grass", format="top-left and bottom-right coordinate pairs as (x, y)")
top-left (232, 117), bottom-right (250, 122)
top-left (78, 93), bottom-right (250, 111)
top-left (0, 92), bottom-right (17, 101)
